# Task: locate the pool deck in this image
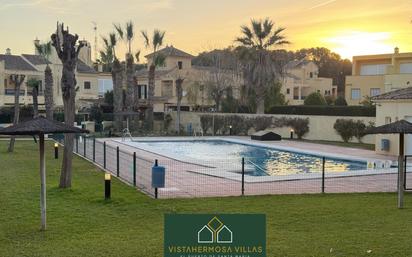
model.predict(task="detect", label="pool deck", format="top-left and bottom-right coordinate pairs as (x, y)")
top-left (78, 136), bottom-right (409, 198)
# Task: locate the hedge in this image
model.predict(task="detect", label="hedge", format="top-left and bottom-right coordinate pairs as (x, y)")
top-left (267, 105), bottom-right (375, 117)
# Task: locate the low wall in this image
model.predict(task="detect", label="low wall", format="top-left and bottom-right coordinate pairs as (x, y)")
top-left (169, 112), bottom-right (376, 144)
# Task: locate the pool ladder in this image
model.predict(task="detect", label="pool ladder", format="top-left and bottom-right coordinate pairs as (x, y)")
top-left (122, 128), bottom-right (132, 142)
top-left (246, 160), bottom-right (270, 176)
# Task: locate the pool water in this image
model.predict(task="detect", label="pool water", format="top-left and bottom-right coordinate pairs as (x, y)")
top-left (125, 140), bottom-right (366, 176)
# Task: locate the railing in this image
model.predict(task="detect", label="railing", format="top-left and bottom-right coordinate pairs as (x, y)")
top-left (52, 135), bottom-right (404, 199)
top-left (4, 89), bottom-right (25, 96)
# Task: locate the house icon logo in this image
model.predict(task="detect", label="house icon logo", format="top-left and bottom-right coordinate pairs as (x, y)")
top-left (198, 216), bottom-right (233, 243)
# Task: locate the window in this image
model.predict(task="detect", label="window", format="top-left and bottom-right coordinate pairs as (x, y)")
top-left (286, 88), bottom-right (290, 94)
top-left (351, 88), bottom-right (361, 100)
top-left (138, 85), bottom-right (147, 99)
top-left (400, 63), bottom-right (412, 74)
top-left (360, 64), bottom-right (389, 75)
top-left (178, 61), bottom-right (183, 70)
top-left (385, 117), bottom-right (392, 124)
top-left (84, 81), bottom-right (91, 90)
top-left (370, 88), bottom-right (381, 97)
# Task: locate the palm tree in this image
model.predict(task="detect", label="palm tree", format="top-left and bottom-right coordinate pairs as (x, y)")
top-left (35, 42), bottom-right (54, 120)
top-left (51, 23), bottom-right (85, 188)
top-left (175, 77), bottom-right (184, 134)
top-left (141, 29), bottom-right (166, 129)
top-left (8, 74), bottom-right (25, 152)
top-left (235, 18), bottom-right (289, 114)
top-left (27, 78), bottom-right (40, 118)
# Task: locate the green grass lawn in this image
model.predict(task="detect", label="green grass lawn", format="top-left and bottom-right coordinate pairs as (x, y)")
top-left (1, 140), bottom-right (411, 257)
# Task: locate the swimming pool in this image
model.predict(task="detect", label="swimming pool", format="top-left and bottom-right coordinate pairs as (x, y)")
top-left (120, 139), bottom-right (367, 176)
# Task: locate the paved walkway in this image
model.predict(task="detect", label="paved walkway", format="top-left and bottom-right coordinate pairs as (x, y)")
top-left (74, 137), bottom-right (408, 199)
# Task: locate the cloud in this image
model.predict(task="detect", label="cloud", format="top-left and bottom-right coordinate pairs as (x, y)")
top-left (307, 0), bottom-right (338, 10)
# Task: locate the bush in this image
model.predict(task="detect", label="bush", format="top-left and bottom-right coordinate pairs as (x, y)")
top-left (335, 96), bottom-right (348, 106)
top-left (304, 92), bottom-right (327, 106)
top-left (333, 119), bottom-right (368, 143)
top-left (267, 105), bottom-right (375, 117)
top-left (287, 118), bottom-right (310, 139)
top-left (324, 95), bottom-right (335, 105)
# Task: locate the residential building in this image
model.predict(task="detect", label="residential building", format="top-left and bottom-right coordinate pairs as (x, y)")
top-left (0, 40), bottom-right (100, 111)
top-left (345, 48), bottom-right (412, 105)
top-left (372, 87), bottom-right (412, 156)
top-left (135, 46), bottom-right (243, 113)
top-left (282, 59), bottom-right (336, 105)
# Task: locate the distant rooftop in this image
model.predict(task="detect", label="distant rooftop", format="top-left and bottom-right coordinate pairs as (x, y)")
top-left (284, 59), bottom-right (312, 70)
top-left (77, 59), bottom-right (97, 74)
top-left (0, 54), bottom-right (37, 71)
top-left (22, 54), bottom-right (51, 65)
top-left (145, 46), bottom-right (194, 59)
top-left (372, 87), bottom-right (412, 101)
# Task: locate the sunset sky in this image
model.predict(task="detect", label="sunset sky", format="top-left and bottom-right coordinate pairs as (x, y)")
top-left (0, 0), bottom-right (411, 61)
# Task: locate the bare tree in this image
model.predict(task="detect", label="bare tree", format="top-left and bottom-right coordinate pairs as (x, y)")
top-left (51, 22), bottom-right (84, 188)
top-left (8, 74), bottom-right (25, 152)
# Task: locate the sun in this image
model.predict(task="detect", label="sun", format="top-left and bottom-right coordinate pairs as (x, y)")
top-left (325, 31), bottom-right (395, 59)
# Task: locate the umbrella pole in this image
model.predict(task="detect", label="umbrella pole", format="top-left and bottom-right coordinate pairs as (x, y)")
top-left (398, 133), bottom-right (405, 209)
top-left (39, 133), bottom-right (46, 230)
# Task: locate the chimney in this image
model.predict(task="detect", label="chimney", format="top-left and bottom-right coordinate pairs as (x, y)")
top-left (5, 48), bottom-right (11, 55)
top-left (394, 47), bottom-right (399, 54)
top-left (34, 38), bottom-right (40, 54)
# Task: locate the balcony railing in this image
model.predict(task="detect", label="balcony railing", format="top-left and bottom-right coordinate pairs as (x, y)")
top-left (4, 89), bottom-right (25, 96)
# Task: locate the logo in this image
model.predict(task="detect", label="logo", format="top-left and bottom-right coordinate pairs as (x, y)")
top-left (198, 216), bottom-right (233, 243)
top-left (164, 214), bottom-right (266, 257)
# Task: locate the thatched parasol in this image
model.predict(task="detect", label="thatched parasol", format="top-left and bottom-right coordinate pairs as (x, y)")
top-left (365, 119), bottom-right (412, 208)
top-left (0, 116), bottom-right (88, 230)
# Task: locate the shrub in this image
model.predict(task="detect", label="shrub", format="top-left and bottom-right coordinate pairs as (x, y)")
top-left (267, 105), bottom-right (375, 117)
top-left (304, 92), bottom-right (327, 106)
top-left (353, 120), bottom-right (367, 143)
top-left (333, 119), bottom-right (356, 143)
top-left (335, 96), bottom-right (348, 106)
top-left (324, 95), bottom-right (335, 105)
top-left (287, 118), bottom-right (309, 139)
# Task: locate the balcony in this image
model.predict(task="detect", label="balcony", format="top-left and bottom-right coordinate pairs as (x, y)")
top-left (4, 89), bottom-right (25, 96)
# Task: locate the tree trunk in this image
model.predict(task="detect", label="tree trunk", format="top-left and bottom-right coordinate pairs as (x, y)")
top-left (125, 54), bottom-right (136, 131)
top-left (60, 85), bottom-right (76, 188)
top-left (146, 64), bottom-right (155, 130)
top-left (8, 75), bottom-right (25, 152)
top-left (112, 59), bottom-right (124, 132)
top-left (32, 86), bottom-right (39, 118)
top-left (175, 78), bottom-right (184, 134)
top-left (256, 99), bottom-right (265, 114)
top-left (44, 65), bottom-right (54, 120)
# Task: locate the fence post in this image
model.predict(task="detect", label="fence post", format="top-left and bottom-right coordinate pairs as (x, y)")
top-left (76, 135), bottom-right (79, 153)
top-left (322, 157), bottom-right (326, 193)
top-left (93, 138), bottom-right (96, 162)
top-left (116, 146), bottom-right (120, 177)
top-left (404, 156), bottom-right (407, 190)
top-left (103, 141), bottom-right (106, 169)
top-left (241, 158), bottom-right (245, 196)
top-left (154, 159), bottom-right (158, 199)
top-left (83, 136), bottom-right (86, 158)
top-left (133, 152), bottom-right (137, 186)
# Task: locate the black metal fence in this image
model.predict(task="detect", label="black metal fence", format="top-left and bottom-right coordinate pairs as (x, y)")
top-left (53, 135), bottom-right (412, 199)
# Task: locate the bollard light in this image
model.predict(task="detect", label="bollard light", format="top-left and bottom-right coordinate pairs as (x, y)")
top-left (54, 143), bottom-right (59, 159)
top-left (290, 129), bottom-right (294, 139)
top-left (105, 173), bottom-right (111, 200)
top-left (229, 125), bottom-right (233, 136)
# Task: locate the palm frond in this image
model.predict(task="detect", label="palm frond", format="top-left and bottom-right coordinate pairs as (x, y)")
top-left (135, 50), bottom-right (140, 62)
top-left (101, 36), bottom-right (109, 48)
top-left (154, 54), bottom-right (166, 67)
top-left (153, 29), bottom-right (165, 49)
top-left (262, 18), bottom-right (273, 39)
top-left (251, 19), bottom-right (264, 41)
top-left (126, 21), bottom-right (134, 41)
top-left (109, 33), bottom-right (117, 47)
top-left (113, 23), bottom-right (124, 40)
top-left (141, 30), bottom-right (150, 48)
